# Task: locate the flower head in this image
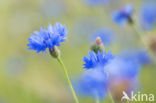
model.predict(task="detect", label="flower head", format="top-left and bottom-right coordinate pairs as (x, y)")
top-left (83, 50), bottom-right (114, 69)
top-left (134, 50), bottom-right (151, 65)
top-left (105, 53), bottom-right (141, 80)
top-left (119, 49), bottom-right (151, 65)
top-left (27, 22), bottom-right (68, 53)
top-left (141, 3), bottom-right (156, 30)
top-left (112, 4), bottom-right (134, 26)
top-left (76, 68), bottom-right (108, 99)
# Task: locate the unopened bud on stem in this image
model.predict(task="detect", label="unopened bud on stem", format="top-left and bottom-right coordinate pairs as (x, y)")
top-left (91, 37), bottom-right (104, 53)
top-left (49, 46), bottom-right (60, 58)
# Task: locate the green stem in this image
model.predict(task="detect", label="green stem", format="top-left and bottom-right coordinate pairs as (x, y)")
top-left (57, 58), bottom-right (79, 103)
top-left (96, 98), bottom-right (100, 103)
top-left (108, 91), bottom-right (115, 103)
top-left (95, 92), bottom-right (100, 103)
top-left (131, 23), bottom-right (147, 48)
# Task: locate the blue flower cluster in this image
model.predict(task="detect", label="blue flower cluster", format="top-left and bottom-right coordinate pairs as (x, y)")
top-left (136, 50), bottom-right (151, 65)
top-left (112, 4), bottom-right (134, 26)
top-left (27, 22), bottom-right (68, 53)
top-left (78, 47), bottom-right (151, 100)
top-left (105, 49), bottom-right (151, 80)
top-left (83, 50), bottom-right (114, 69)
top-left (105, 56), bottom-right (141, 80)
top-left (121, 50), bottom-right (151, 65)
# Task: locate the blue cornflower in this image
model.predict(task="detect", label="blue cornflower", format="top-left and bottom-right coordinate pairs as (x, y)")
top-left (105, 54), bottom-right (141, 79)
top-left (112, 4), bottom-right (134, 26)
top-left (120, 49), bottom-right (151, 65)
top-left (132, 50), bottom-right (151, 65)
top-left (76, 68), bottom-right (108, 99)
top-left (105, 49), bottom-right (150, 80)
top-left (27, 22), bottom-right (68, 53)
top-left (83, 50), bottom-right (114, 69)
top-left (91, 29), bottom-right (115, 45)
top-left (141, 3), bottom-right (156, 30)
top-left (85, 0), bottom-right (111, 6)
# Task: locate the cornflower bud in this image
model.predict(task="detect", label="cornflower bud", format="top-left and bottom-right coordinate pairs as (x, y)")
top-left (91, 37), bottom-right (104, 53)
top-left (49, 46), bottom-right (60, 58)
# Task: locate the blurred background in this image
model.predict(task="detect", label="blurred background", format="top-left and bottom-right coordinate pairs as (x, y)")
top-left (0, 0), bottom-right (156, 103)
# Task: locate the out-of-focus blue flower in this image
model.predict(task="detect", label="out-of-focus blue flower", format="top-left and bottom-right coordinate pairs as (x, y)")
top-left (121, 49), bottom-right (151, 65)
top-left (141, 3), bottom-right (156, 30)
top-left (85, 0), bottom-right (111, 6)
top-left (112, 4), bottom-right (134, 26)
top-left (83, 50), bottom-right (114, 69)
top-left (134, 50), bottom-right (151, 65)
top-left (76, 68), bottom-right (108, 99)
top-left (105, 56), bottom-right (141, 80)
top-left (91, 29), bottom-right (115, 45)
top-left (27, 22), bottom-right (68, 53)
